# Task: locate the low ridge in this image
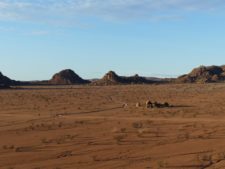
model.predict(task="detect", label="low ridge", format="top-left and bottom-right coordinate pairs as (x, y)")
top-left (92, 71), bottom-right (156, 85)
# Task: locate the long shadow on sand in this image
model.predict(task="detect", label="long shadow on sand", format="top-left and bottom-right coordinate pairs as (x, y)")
top-left (57, 104), bottom-right (193, 117)
top-left (10, 86), bottom-right (101, 90)
top-left (170, 105), bottom-right (193, 108)
top-left (57, 106), bottom-right (124, 116)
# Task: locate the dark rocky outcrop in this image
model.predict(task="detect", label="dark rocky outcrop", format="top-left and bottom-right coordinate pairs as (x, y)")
top-left (177, 65), bottom-right (225, 83)
top-left (0, 72), bottom-right (18, 88)
top-left (0, 72), bottom-right (12, 85)
top-left (49, 69), bottom-right (90, 85)
top-left (100, 71), bottom-right (124, 85)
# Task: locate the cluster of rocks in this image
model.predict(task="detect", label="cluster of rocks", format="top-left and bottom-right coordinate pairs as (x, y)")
top-left (135, 100), bottom-right (171, 108)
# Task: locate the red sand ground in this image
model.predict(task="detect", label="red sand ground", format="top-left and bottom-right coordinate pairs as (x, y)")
top-left (1, 84), bottom-right (225, 169)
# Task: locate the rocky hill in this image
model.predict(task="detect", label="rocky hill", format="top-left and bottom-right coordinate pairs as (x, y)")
top-left (0, 72), bottom-right (18, 88)
top-left (92, 71), bottom-right (157, 85)
top-left (0, 72), bottom-right (12, 84)
top-left (49, 69), bottom-right (90, 85)
top-left (177, 65), bottom-right (225, 83)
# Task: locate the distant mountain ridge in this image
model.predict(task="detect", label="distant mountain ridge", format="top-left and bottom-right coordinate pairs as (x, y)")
top-left (2, 65), bottom-right (225, 88)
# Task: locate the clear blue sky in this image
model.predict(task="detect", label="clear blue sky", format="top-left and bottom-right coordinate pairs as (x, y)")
top-left (0, 0), bottom-right (225, 80)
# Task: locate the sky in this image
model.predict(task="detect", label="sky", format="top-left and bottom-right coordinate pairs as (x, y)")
top-left (1, 0), bottom-right (225, 80)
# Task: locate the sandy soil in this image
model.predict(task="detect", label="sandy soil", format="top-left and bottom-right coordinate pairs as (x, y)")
top-left (1, 84), bottom-right (225, 169)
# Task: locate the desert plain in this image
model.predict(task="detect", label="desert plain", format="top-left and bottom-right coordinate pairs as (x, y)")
top-left (1, 84), bottom-right (225, 169)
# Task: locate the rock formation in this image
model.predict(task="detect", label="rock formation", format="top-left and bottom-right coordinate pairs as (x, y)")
top-left (49, 69), bottom-right (90, 85)
top-left (0, 72), bottom-right (16, 88)
top-left (177, 65), bottom-right (225, 83)
top-left (92, 71), bottom-right (155, 85)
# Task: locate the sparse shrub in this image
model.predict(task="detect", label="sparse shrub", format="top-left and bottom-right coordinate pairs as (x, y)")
top-left (2, 145), bottom-right (14, 150)
top-left (57, 151), bottom-right (73, 158)
top-left (114, 134), bottom-right (126, 144)
top-left (58, 122), bottom-right (63, 128)
top-left (2, 145), bottom-right (8, 149)
top-left (120, 128), bottom-right (127, 133)
top-left (132, 122), bottom-right (143, 129)
top-left (198, 153), bottom-right (213, 166)
top-left (111, 127), bottom-right (119, 133)
top-left (41, 138), bottom-right (50, 144)
top-left (157, 160), bottom-right (167, 168)
top-left (184, 132), bottom-right (190, 140)
top-left (7, 167), bottom-right (14, 169)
